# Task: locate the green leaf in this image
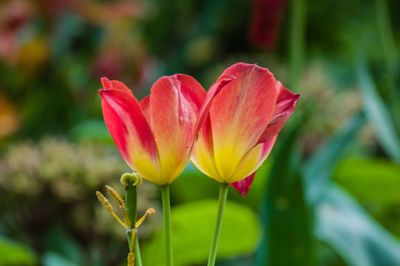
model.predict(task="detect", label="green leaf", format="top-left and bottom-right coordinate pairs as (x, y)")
top-left (299, 109), bottom-right (400, 266)
top-left (316, 185), bottom-right (400, 266)
top-left (357, 63), bottom-right (400, 163)
top-left (0, 237), bottom-right (38, 266)
top-left (69, 120), bottom-right (112, 143)
top-left (303, 112), bottom-right (366, 204)
top-left (256, 112), bottom-right (365, 266)
top-left (263, 171), bottom-right (314, 266)
top-left (42, 252), bottom-right (77, 266)
top-left (44, 228), bottom-right (83, 266)
top-left (142, 200), bottom-right (260, 266)
top-left (256, 118), bottom-right (315, 266)
top-left (172, 164), bottom-right (218, 202)
top-left (333, 158), bottom-right (400, 237)
top-left (334, 158), bottom-right (400, 206)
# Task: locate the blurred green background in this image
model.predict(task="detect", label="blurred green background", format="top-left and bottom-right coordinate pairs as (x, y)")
top-left (0, 0), bottom-right (400, 265)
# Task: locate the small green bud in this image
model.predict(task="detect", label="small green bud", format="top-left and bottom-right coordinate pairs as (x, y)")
top-left (120, 172), bottom-right (142, 187)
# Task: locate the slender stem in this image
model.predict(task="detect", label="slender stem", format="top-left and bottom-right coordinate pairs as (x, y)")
top-left (289, 0), bottom-right (306, 89)
top-left (207, 183), bottom-right (229, 266)
top-left (161, 185), bottom-right (174, 266)
top-left (135, 237), bottom-right (143, 266)
top-left (125, 184), bottom-right (137, 225)
top-left (125, 183), bottom-right (142, 266)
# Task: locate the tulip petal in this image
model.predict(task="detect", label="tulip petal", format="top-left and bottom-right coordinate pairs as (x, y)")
top-left (229, 136), bottom-right (277, 183)
top-left (191, 75), bottom-right (235, 181)
top-left (230, 135), bottom-right (277, 195)
top-left (148, 75), bottom-right (205, 184)
top-left (217, 62), bottom-right (252, 77)
top-left (139, 95), bottom-right (150, 119)
top-left (101, 77), bottom-right (132, 93)
top-left (175, 74), bottom-right (205, 113)
top-left (210, 63), bottom-right (278, 179)
top-left (99, 79), bottom-right (161, 181)
top-left (258, 82), bottom-right (300, 143)
top-left (231, 172), bottom-right (256, 196)
top-left (195, 75), bottom-right (236, 133)
top-left (191, 116), bottom-right (222, 181)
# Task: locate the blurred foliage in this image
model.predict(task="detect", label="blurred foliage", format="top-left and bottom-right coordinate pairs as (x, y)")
top-left (173, 162), bottom-right (271, 211)
top-left (142, 200), bottom-right (260, 266)
top-left (0, 138), bottom-right (125, 196)
top-left (357, 62), bottom-right (400, 163)
top-left (0, 138), bottom-right (158, 265)
top-left (70, 120), bottom-right (112, 143)
top-left (0, 237), bottom-right (38, 266)
top-left (0, 0), bottom-right (400, 265)
top-left (256, 118), bottom-right (315, 266)
top-left (305, 109), bottom-right (400, 266)
top-left (255, 107), bottom-right (400, 266)
top-left (334, 158), bottom-right (400, 236)
top-left (316, 185), bottom-right (400, 266)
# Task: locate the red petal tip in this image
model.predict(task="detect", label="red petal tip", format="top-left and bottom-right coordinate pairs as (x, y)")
top-left (100, 77), bottom-right (111, 88)
top-left (231, 173), bottom-right (256, 196)
top-left (292, 93), bottom-right (301, 105)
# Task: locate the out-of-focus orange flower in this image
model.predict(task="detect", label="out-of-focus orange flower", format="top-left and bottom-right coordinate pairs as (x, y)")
top-left (68, 0), bottom-right (145, 25)
top-left (35, 0), bottom-right (145, 25)
top-left (0, 93), bottom-right (19, 138)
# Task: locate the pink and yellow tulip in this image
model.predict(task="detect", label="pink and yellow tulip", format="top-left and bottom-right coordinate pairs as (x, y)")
top-left (99, 75), bottom-right (205, 185)
top-left (192, 62), bottom-right (300, 195)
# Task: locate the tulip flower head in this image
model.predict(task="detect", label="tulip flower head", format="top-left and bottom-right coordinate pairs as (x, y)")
top-left (99, 75), bottom-right (205, 185)
top-left (192, 63), bottom-right (299, 195)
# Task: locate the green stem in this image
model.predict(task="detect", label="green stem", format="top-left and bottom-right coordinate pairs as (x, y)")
top-left (135, 237), bottom-right (143, 266)
top-left (125, 183), bottom-right (137, 224)
top-left (207, 183), bottom-right (229, 266)
top-left (289, 0), bottom-right (306, 89)
top-left (125, 183), bottom-right (142, 266)
top-left (161, 185), bottom-right (174, 266)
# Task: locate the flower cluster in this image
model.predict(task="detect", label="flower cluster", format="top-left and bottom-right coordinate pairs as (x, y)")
top-left (99, 62), bottom-right (299, 194)
top-left (99, 62), bottom-right (299, 266)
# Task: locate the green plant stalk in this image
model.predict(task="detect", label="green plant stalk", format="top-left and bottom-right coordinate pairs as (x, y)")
top-left (125, 183), bottom-right (142, 266)
top-left (161, 185), bottom-right (174, 266)
top-left (135, 237), bottom-right (143, 266)
top-left (375, 0), bottom-right (397, 78)
top-left (289, 0), bottom-right (306, 89)
top-left (125, 183), bottom-right (137, 225)
top-left (375, 0), bottom-right (400, 128)
top-left (207, 183), bottom-right (229, 266)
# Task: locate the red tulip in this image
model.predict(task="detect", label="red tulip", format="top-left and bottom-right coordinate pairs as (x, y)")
top-left (99, 75), bottom-right (205, 185)
top-left (192, 63), bottom-right (299, 195)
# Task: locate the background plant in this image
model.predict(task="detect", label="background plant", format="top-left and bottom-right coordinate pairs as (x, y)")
top-left (0, 0), bottom-right (399, 265)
